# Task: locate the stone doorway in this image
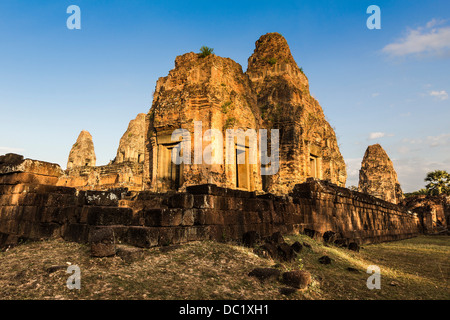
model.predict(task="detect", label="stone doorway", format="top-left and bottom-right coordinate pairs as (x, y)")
top-left (158, 142), bottom-right (183, 190)
top-left (309, 154), bottom-right (318, 178)
top-left (236, 144), bottom-right (250, 190)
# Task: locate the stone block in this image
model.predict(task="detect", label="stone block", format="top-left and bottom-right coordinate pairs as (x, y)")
top-left (126, 226), bottom-right (159, 248)
top-left (63, 223), bottom-right (91, 243)
top-left (281, 270), bottom-right (311, 289)
top-left (90, 227), bottom-right (116, 257)
top-left (86, 206), bottom-right (133, 226)
top-left (193, 194), bottom-right (215, 209)
top-left (181, 209), bottom-right (195, 226)
top-left (167, 193), bottom-right (194, 209)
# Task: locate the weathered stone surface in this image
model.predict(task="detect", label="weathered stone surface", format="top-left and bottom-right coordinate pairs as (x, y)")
top-left (0, 154), bottom-right (62, 178)
top-left (247, 33), bottom-right (347, 194)
top-left (348, 242), bottom-right (360, 252)
top-left (67, 130), bottom-right (96, 170)
top-left (115, 113), bottom-right (146, 164)
top-left (268, 231), bottom-right (285, 245)
top-left (261, 242), bottom-right (278, 260)
top-left (277, 243), bottom-right (297, 262)
top-left (81, 190), bottom-right (124, 207)
top-left (90, 227), bottom-right (115, 257)
top-left (291, 241), bottom-right (303, 253)
top-left (91, 242), bottom-right (115, 257)
top-left (359, 144), bottom-right (403, 204)
top-left (402, 195), bottom-right (448, 234)
top-left (281, 270), bottom-right (311, 289)
top-left (318, 255), bottom-right (332, 265)
top-left (145, 50), bottom-right (262, 193)
top-left (58, 162), bottom-right (144, 191)
top-left (61, 126), bottom-right (145, 191)
top-left (242, 231), bottom-right (260, 247)
top-left (248, 267), bottom-right (281, 282)
top-left (116, 244), bottom-right (145, 262)
top-left (0, 158), bottom-right (422, 249)
top-left (144, 33), bottom-right (346, 195)
top-left (303, 228), bottom-right (321, 240)
top-left (84, 207), bottom-right (133, 226)
top-left (126, 226), bottom-right (159, 248)
top-left (323, 231), bottom-right (336, 243)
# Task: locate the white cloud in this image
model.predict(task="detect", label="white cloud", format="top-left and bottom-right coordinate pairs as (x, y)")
top-left (368, 132), bottom-right (394, 140)
top-left (0, 147), bottom-right (25, 155)
top-left (369, 132), bottom-right (385, 140)
top-left (426, 18), bottom-right (446, 29)
top-left (371, 92), bottom-right (380, 98)
top-left (426, 133), bottom-right (450, 147)
top-left (394, 157), bottom-right (450, 192)
top-left (402, 134), bottom-right (450, 148)
top-left (382, 19), bottom-right (450, 57)
top-left (429, 90), bottom-right (449, 100)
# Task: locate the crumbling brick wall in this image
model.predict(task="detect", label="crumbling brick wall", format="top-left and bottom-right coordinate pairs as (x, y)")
top-left (0, 159), bottom-right (421, 248)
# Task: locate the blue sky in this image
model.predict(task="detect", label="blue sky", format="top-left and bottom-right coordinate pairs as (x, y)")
top-left (0, 0), bottom-right (449, 192)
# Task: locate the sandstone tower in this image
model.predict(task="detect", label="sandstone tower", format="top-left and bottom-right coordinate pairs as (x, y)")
top-left (358, 144), bottom-right (403, 204)
top-left (145, 52), bottom-right (262, 192)
top-left (246, 33), bottom-right (347, 194)
top-left (144, 33), bottom-right (347, 193)
top-left (67, 130), bottom-right (96, 170)
top-left (115, 113), bottom-right (146, 164)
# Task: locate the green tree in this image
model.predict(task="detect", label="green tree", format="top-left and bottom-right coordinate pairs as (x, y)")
top-left (425, 170), bottom-right (450, 195)
top-left (199, 46), bottom-right (214, 58)
top-left (404, 188), bottom-right (428, 198)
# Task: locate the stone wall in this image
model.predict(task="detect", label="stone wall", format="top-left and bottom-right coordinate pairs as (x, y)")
top-left (0, 159), bottom-right (421, 248)
top-left (292, 179), bottom-right (420, 243)
top-left (57, 162), bottom-right (144, 191)
top-left (402, 195), bottom-right (448, 234)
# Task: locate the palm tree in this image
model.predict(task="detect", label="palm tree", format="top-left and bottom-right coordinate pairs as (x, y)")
top-left (425, 170), bottom-right (450, 195)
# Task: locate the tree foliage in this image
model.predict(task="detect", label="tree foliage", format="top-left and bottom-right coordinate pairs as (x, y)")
top-left (404, 188), bottom-right (428, 198)
top-left (199, 46), bottom-right (214, 58)
top-left (424, 170), bottom-right (450, 195)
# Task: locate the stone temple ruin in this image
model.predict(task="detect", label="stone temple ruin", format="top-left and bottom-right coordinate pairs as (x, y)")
top-left (145, 33), bottom-right (346, 194)
top-left (358, 144), bottom-right (403, 205)
top-left (0, 33), bottom-right (447, 251)
top-left (58, 113), bottom-right (146, 192)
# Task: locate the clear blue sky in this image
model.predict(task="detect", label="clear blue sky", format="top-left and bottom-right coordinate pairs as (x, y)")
top-left (1, 0), bottom-right (449, 192)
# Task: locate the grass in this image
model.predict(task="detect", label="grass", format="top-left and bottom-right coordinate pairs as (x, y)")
top-left (224, 117), bottom-right (236, 129)
top-left (0, 235), bottom-right (448, 300)
top-left (267, 58), bottom-right (277, 65)
top-left (221, 101), bottom-right (232, 114)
